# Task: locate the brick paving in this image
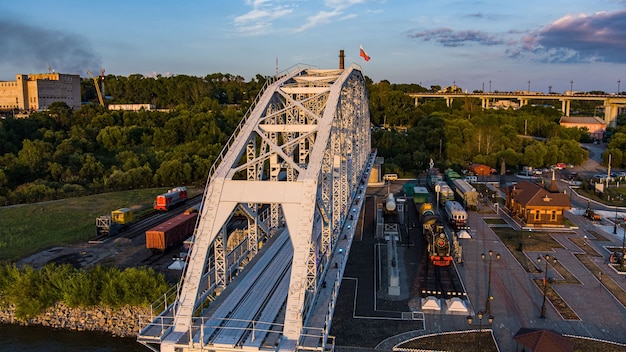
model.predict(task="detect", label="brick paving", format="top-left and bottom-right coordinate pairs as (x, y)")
top-left (455, 208), bottom-right (626, 351)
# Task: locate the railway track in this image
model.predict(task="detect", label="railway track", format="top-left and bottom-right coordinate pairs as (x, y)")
top-left (199, 230), bottom-right (293, 348)
top-left (419, 257), bottom-right (465, 299)
top-left (89, 196), bottom-right (202, 244)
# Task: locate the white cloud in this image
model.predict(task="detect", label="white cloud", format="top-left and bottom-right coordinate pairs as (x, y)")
top-left (234, 1), bottom-right (294, 35)
top-left (296, 0), bottom-right (370, 32)
top-left (296, 9), bottom-right (341, 32)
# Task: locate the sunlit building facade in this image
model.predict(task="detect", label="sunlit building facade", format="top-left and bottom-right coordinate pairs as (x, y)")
top-left (0, 73), bottom-right (81, 112)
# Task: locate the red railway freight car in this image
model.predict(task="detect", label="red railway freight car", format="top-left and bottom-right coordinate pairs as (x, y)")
top-left (146, 207), bottom-right (198, 251)
top-left (154, 186), bottom-right (188, 211)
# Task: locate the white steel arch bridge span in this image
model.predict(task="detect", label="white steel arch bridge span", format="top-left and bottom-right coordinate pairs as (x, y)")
top-left (137, 63), bottom-right (375, 352)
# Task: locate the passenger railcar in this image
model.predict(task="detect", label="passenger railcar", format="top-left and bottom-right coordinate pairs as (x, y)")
top-left (427, 168), bottom-right (443, 191)
top-left (444, 200), bottom-right (468, 229)
top-left (436, 181), bottom-right (455, 206)
top-left (452, 178), bottom-right (479, 210)
top-left (154, 187), bottom-right (188, 211)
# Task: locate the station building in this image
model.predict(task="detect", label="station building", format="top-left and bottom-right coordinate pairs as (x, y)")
top-left (0, 73), bottom-right (81, 113)
top-left (505, 180), bottom-right (571, 228)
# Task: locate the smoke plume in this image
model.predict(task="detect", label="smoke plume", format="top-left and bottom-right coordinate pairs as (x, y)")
top-left (0, 18), bottom-right (101, 75)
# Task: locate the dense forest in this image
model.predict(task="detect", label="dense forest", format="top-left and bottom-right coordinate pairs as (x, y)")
top-left (0, 73), bottom-right (623, 205)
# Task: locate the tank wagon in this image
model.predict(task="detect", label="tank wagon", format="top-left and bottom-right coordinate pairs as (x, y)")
top-left (385, 193), bottom-right (397, 213)
top-left (154, 187), bottom-right (188, 211)
top-left (419, 203), bottom-right (452, 266)
top-left (146, 205), bottom-right (199, 251)
top-left (452, 178), bottom-right (479, 210)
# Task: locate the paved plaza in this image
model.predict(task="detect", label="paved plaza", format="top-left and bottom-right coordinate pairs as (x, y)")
top-left (377, 205), bottom-right (626, 351)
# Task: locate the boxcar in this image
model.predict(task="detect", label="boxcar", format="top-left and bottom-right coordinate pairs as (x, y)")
top-left (146, 207), bottom-right (198, 251)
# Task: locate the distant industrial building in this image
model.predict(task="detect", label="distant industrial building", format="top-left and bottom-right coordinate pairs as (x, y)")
top-left (108, 103), bottom-right (155, 111)
top-left (559, 116), bottom-right (607, 140)
top-left (0, 73), bottom-right (81, 112)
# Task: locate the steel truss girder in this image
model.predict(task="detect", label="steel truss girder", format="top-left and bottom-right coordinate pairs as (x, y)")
top-left (161, 65), bottom-right (371, 351)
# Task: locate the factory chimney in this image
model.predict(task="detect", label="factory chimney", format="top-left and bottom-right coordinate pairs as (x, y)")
top-left (100, 68), bottom-right (105, 99)
top-left (339, 50), bottom-right (345, 69)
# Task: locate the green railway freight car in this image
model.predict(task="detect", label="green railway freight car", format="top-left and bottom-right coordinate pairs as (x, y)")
top-left (413, 186), bottom-right (430, 204)
top-left (404, 183), bottom-right (416, 197)
top-left (445, 169), bottom-right (462, 185)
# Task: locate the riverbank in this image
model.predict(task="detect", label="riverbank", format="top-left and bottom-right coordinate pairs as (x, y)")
top-left (0, 302), bottom-right (149, 337)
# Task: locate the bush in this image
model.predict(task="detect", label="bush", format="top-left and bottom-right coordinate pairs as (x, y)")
top-left (0, 263), bottom-right (172, 319)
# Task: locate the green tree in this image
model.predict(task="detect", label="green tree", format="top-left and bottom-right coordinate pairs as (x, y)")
top-left (521, 142), bottom-right (548, 168)
top-left (17, 139), bottom-right (53, 176)
top-left (155, 159), bottom-right (192, 186)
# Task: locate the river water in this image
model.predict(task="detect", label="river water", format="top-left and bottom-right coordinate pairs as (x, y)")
top-left (0, 324), bottom-right (150, 352)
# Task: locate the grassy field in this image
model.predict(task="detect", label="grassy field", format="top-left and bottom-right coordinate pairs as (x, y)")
top-left (0, 188), bottom-right (201, 264)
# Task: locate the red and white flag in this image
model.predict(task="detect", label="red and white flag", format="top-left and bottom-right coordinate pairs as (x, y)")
top-left (359, 44), bottom-right (370, 61)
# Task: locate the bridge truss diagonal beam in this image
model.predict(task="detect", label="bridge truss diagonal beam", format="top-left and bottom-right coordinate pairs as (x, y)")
top-left (154, 64), bottom-right (371, 352)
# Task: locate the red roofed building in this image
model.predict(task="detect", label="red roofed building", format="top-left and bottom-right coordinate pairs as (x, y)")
top-left (513, 328), bottom-right (574, 352)
top-left (468, 163), bottom-right (492, 176)
top-left (505, 180), bottom-right (571, 227)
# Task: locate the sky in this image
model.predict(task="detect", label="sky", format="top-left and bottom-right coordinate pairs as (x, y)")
top-left (2, 0), bottom-right (626, 93)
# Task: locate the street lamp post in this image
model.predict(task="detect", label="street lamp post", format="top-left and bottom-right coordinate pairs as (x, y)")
top-left (618, 79), bottom-right (621, 95)
top-left (621, 223), bottom-right (625, 270)
top-left (570, 80), bottom-right (574, 93)
top-left (537, 254), bottom-right (557, 318)
top-left (482, 250), bottom-right (501, 314)
top-left (435, 184), bottom-right (441, 213)
top-left (614, 206), bottom-right (619, 234)
top-left (467, 311), bottom-right (494, 351)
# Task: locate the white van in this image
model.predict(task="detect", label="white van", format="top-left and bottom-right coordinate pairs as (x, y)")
top-left (383, 174), bottom-right (398, 181)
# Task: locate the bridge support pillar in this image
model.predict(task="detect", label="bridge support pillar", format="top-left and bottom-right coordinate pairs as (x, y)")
top-left (604, 102), bottom-right (620, 128)
top-left (561, 99), bottom-right (571, 116)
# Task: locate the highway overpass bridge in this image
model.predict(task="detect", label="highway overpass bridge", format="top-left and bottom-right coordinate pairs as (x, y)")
top-left (137, 63), bottom-right (374, 352)
top-left (407, 92), bottom-right (626, 128)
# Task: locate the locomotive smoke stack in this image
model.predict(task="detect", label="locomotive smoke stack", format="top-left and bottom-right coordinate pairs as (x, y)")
top-left (339, 50), bottom-right (345, 69)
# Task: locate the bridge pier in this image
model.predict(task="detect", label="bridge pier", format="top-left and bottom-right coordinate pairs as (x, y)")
top-left (604, 101), bottom-right (621, 128)
top-left (561, 99), bottom-right (571, 116)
